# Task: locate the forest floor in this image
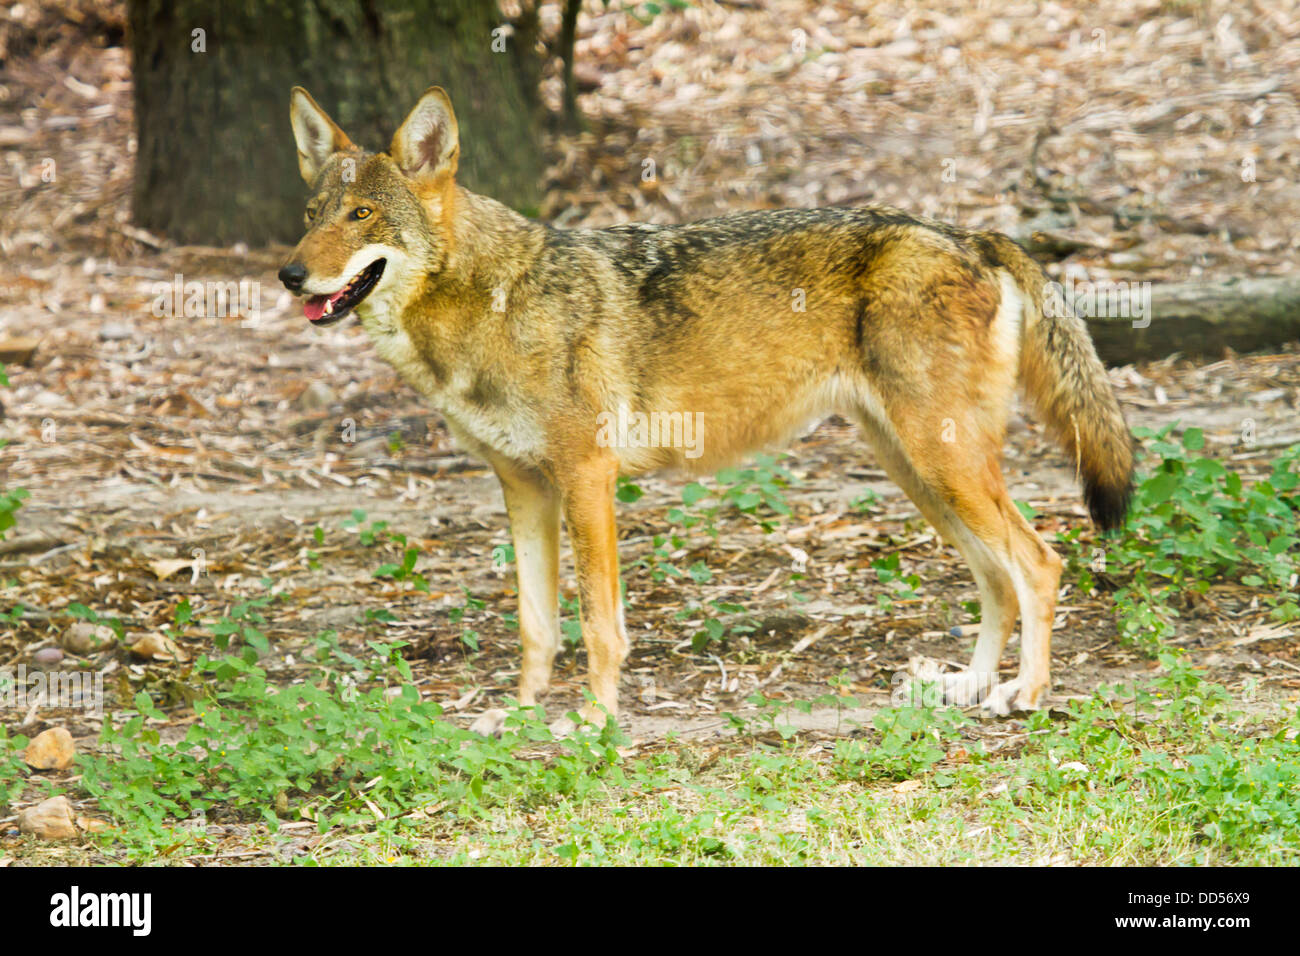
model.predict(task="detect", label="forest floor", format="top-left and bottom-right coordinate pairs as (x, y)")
top-left (1, 1), bottom-right (1298, 865)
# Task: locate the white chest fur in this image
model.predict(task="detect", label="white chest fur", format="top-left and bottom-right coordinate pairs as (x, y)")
top-left (358, 299), bottom-right (544, 463)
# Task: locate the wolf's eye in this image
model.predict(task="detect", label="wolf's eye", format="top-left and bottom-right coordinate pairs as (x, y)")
top-left (305, 208), bottom-right (317, 222)
top-left (352, 207), bottom-right (372, 221)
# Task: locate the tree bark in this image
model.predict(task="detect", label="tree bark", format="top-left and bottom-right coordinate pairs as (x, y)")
top-left (1085, 276), bottom-right (1300, 365)
top-left (559, 0), bottom-right (581, 131)
top-left (128, 0), bottom-right (544, 247)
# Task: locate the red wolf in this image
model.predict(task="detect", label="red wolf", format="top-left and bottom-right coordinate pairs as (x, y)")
top-left (279, 86), bottom-right (1133, 733)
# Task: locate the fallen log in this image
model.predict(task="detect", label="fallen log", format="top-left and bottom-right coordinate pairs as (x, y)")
top-left (1083, 276), bottom-right (1300, 365)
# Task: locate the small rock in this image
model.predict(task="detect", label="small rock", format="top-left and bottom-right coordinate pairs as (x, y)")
top-left (24, 727), bottom-right (75, 771)
top-left (31, 646), bottom-right (64, 667)
top-left (98, 321), bottom-right (133, 341)
top-left (17, 796), bottom-right (78, 841)
top-left (297, 381), bottom-right (337, 411)
top-left (61, 621), bottom-right (115, 655)
top-left (130, 633), bottom-right (185, 661)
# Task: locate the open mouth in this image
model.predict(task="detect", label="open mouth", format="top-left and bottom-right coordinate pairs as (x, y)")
top-left (303, 259), bottom-right (386, 325)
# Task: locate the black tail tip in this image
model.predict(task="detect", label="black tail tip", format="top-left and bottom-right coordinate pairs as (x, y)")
top-left (1084, 474), bottom-right (1133, 533)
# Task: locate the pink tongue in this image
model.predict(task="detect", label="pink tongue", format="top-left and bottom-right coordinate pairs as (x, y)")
top-left (304, 296), bottom-right (328, 321)
top-left (304, 287), bottom-right (349, 322)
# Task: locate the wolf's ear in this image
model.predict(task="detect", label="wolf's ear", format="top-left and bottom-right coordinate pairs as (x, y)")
top-left (290, 87), bottom-right (354, 184)
top-left (390, 87), bottom-right (459, 182)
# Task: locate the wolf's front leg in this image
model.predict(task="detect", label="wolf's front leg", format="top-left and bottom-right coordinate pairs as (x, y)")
top-left (470, 460), bottom-right (561, 737)
top-left (558, 453), bottom-right (627, 729)
top-left (496, 462), bottom-right (562, 703)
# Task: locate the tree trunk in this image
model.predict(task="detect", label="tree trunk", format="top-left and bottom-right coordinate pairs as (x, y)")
top-left (559, 0), bottom-right (581, 131)
top-left (128, 0), bottom-right (544, 247)
top-left (1085, 276), bottom-right (1300, 365)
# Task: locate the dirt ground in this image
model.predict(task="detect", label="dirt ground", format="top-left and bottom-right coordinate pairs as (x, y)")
top-left (3, 309), bottom-right (1298, 745)
top-left (2, 1), bottom-right (1300, 852)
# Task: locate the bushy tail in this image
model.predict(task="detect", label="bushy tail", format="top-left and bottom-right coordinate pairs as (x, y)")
top-left (988, 235), bottom-right (1134, 531)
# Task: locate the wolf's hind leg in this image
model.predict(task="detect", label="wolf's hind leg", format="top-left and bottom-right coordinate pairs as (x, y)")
top-left (901, 431), bottom-right (1058, 714)
top-left (854, 412), bottom-right (1019, 705)
top-left (977, 502), bottom-right (1062, 715)
top-left (853, 370), bottom-right (1062, 712)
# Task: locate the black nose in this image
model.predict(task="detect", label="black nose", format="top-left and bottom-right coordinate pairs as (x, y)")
top-left (278, 263), bottom-right (307, 292)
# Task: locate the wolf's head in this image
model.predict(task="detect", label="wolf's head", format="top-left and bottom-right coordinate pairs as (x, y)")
top-left (278, 87), bottom-right (460, 326)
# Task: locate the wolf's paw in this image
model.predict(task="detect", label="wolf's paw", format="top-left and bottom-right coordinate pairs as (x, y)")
top-left (468, 708), bottom-right (509, 737)
top-left (898, 656), bottom-right (942, 706)
top-left (902, 657), bottom-right (992, 707)
top-left (904, 655), bottom-right (944, 683)
top-left (981, 678), bottom-right (1046, 717)
top-left (937, 668), bottom-right (999, 707)
top-left (548, 703), bottom-right (615, 739)
top-left (547, 714), bottom-right (580, 739)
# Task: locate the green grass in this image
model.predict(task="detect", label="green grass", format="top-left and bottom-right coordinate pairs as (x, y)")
top-left (37, 640), bottom-right (1300, 865)
top-left (1061, 425), bottom-right (1299, 652)
top-left (0, 362), bottom-right (28, 542)
top-left (4, 435), bottom-right (1299, 865)
top-left (382, 660), bottom-right (1300, 866)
